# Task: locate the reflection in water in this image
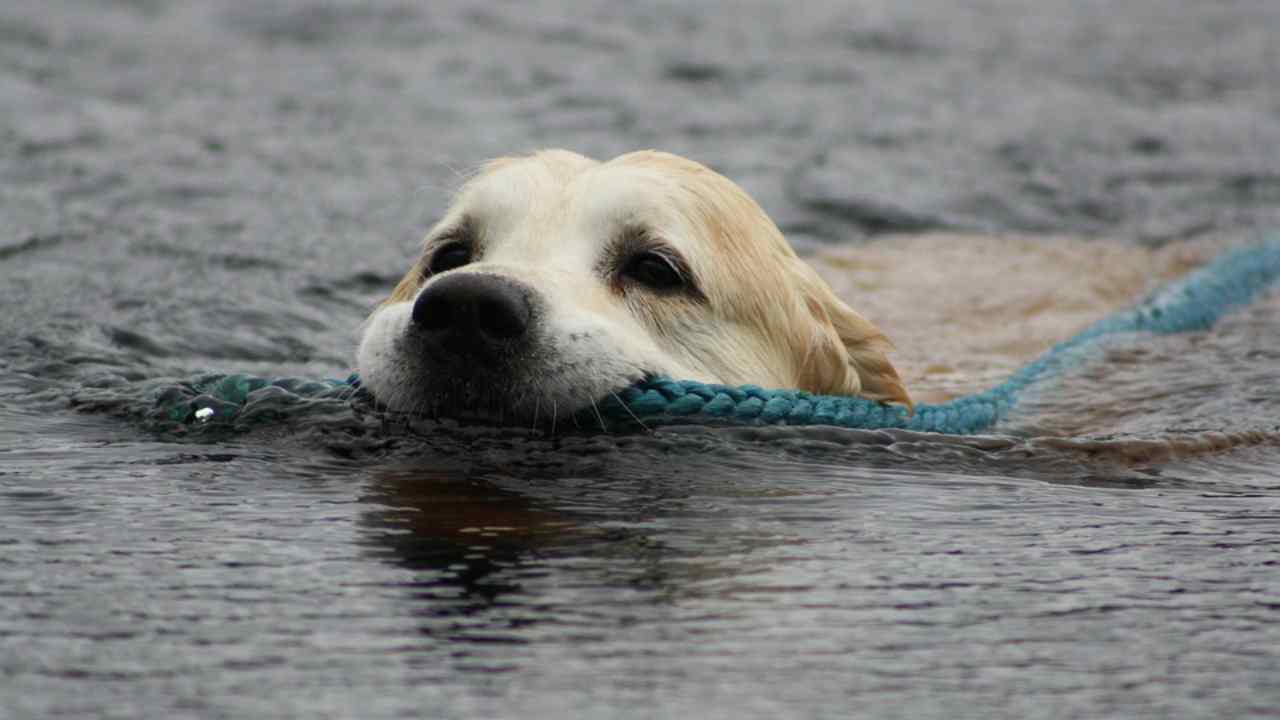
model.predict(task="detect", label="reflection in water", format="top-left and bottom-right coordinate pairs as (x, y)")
top-left (355, 412), bottom-right (1280, 634)
top-left (359, 467), bottom-right (579, 611)
top-left (353, 441), bottom-right (838, 654)
top-left (1011, 295), bottom-right (1280, 442)
top-left (341, 420), bottom-right (1280, 713)
top-left (813, 234), bottom-right (1240, 404)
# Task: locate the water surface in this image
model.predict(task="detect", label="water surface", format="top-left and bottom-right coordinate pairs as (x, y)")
top-left (3, 2), bottom-right (1279, 718)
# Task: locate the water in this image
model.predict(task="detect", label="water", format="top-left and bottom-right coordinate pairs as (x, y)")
top-left (3, 2), bottom-right (1280, 718)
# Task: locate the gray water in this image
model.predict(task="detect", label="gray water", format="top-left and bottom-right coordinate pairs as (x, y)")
top-left (3, 2), bottom-right (1280, 718)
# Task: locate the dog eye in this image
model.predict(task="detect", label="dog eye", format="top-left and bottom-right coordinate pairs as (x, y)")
top-left (621, 251), bottom-right (684, 291)
top-left (427, 242), bottom-right (472, 276)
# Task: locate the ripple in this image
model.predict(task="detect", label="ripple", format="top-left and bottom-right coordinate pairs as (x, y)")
top-left (5, 1), bottom-right (1280, 717)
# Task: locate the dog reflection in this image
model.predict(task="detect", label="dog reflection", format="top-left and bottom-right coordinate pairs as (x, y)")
top-left (360, 468), bottom-right (578, 607)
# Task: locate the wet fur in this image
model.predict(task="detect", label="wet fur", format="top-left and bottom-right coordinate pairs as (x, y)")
top-left (358, 149), bottom-right (910, 417)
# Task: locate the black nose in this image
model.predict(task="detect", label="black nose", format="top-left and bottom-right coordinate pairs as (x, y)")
top-left (411, 273), bottom-right (532, 351)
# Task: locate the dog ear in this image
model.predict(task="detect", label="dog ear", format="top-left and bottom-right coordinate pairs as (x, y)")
top-left (791, 263), bottom-right (913, 410)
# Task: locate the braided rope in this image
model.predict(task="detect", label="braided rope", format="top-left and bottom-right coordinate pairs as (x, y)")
top-left (154, 239), bottom-right (1280, 434)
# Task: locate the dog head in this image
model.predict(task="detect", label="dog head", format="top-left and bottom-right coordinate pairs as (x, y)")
top-left (357, 150), bottom-right (910, 419)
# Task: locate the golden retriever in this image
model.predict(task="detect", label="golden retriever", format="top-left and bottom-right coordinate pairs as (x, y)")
top-left (357, 150), bottom-right (910, 418)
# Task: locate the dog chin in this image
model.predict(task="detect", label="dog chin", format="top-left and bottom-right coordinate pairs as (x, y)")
top-left (362, 363), bottom-right (652, 422)
top-left (356, 309), bottom-right (657, 422)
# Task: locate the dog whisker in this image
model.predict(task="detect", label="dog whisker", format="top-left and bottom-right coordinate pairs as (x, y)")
top-left (610, 391), bottom-right (649, 433)
top-left (588, 396), bottom-right (608, 434)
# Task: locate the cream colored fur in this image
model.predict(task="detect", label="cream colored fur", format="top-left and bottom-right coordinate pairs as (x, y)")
top-left (357, 149), bottom-right (910, 416)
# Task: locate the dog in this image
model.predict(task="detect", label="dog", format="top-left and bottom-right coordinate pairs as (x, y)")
top-left (356, 150), bottom-right (910, 420)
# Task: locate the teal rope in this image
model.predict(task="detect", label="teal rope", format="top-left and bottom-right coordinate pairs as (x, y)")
top-left (604, 240), bottom-right (1280, 433)
top-left (147, 373), bottom-right (358, 426)
top-left (154, 239), bottom-right (1280, 434)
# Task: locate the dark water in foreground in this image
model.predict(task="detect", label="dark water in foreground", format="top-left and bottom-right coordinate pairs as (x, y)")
top-left (3, 2), bottom-right (1280, 718)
